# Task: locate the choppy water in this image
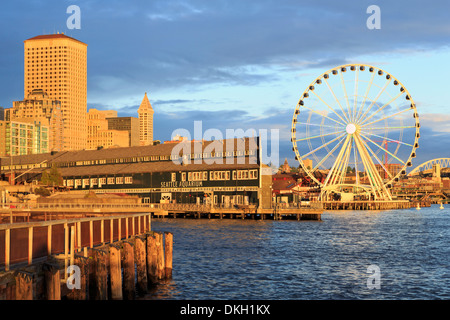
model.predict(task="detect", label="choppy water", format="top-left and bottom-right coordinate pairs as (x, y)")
top-left (145, 205), bottom-right (450, 300)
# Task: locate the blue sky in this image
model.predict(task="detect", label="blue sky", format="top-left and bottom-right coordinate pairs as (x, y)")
top-left (0, 0), bottom-right (449, 168)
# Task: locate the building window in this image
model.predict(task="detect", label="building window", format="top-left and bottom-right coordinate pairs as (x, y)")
top-left (125, 177), bottom-right (133, 184)
top-left (171, 173), bottom-right (176, 182)
top-left (99, 178), bottom-right (106, 186)
top-left (181, 172), bottom-right (186, 181)
top-left (107, 177), bottom-right (115, 185)
top-left (116, 177), bottom-right (124, 184)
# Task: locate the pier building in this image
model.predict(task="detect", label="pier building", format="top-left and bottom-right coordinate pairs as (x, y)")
top-left (0, 137), bottom-right (273, 209)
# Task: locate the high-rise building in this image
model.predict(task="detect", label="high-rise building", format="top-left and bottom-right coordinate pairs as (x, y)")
top-left (0, 120), bottom-right (49, 156)
top-left (24, 33), bottom-right (87, 151)
top-left (0, 107), bottom-right (4, 121)
top-left (138, 92), bottom-right (154, 146)
top-left (9, 89), bottom-right (64, 152)
top-left (107, 116), bottom-right (139, 147)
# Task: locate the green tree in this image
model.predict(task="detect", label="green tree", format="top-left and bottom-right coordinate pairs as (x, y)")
top-left (40, 164), bottom-right (63, 186)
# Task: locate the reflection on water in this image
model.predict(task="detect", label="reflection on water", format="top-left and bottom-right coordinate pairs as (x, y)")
top-left (142, 205), bottom-right (450, 300)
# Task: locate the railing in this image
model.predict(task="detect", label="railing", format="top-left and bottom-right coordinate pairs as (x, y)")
top-left (3, 202), bottom-right (162, 210)
top-left (0, 212), bottom-right (152, 272)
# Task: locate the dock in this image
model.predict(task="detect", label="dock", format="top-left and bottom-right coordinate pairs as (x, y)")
top-left (157, 203), bottom-right (323, 221)
top-left (0, 208), bottom-right (173, 300)
top-left (320, 200), bottom-right (431, 210)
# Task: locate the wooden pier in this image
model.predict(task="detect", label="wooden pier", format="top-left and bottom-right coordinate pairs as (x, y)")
top-left (157, 203), bottom-right (323, 221)
top-left (320, 200), bottom-right (431, 211)
top-left (0, 211), bottom-right (173, 300)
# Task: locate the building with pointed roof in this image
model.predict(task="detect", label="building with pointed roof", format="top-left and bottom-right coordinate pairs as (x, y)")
top-left (137, 92), bottom-right (154, 146)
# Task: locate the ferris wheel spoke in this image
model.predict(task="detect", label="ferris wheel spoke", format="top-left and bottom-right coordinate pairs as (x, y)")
top-left (322, 135), bottom-right (351, 187)
top-left (297, 122), bottom-right (340, 130)
top-left (354, 135), bottom-right (387, 198)
top-left (362, 131), bottom-right (414, 147)
top-left (299, 132), bottom-right (347, 160)
top-left (294, 130), bottom-right (346, 142)
top-left (301, 105), bottom-right (346, 127)
top-left (352, 68), bottom-right (359, 122)
top-left (339, 72), bottom-right (352, 121)
top-left (310, 135), bottom-right (347, 173)
top-left (354, 71), bottom-right (376, 123)
top-left (310, 90), bottom-right (349, 125)
top-left (323, 78), bottom-right (351, 123)
top-left (353, 138), bottom-right (360, 185)
top-left (358, 136), bottom-right (395, 180)
top-left (359, 90), bottom-right (405, 126)
top-left (361, 107), bottom-right (415, 128)
top-left (364, 126), bottom-right (415, 131)
top-left (337, 135), bottom-right (353, 185)
top-left (356, 77), bottom-right (392, 125)
top-left (359, 133), bottom-right (406, 165)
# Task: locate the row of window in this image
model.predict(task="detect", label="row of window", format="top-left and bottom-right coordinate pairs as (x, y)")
top-left (1, 150), bottom-right (257, 171)
top-left (171, 169), bottom-right (259, 182)
top-left (64, 176), bottom-right (133, 187)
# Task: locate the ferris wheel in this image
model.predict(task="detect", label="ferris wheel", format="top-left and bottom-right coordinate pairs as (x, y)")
top-left (291, 64), bottom-right (420, 201)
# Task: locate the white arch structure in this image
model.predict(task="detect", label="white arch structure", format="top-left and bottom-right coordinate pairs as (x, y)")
top-left (408, 158), bottom-right (450, 176)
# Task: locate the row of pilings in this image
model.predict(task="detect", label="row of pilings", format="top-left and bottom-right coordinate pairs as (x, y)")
top-left (0, 231), bottom-right (173, 300)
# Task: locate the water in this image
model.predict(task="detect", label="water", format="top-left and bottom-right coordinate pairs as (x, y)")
top-left (144, 205), bottom-right (450, 300)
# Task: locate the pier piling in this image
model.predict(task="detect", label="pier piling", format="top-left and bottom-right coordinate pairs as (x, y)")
top-left (164, 232), bottom-right (173, 279)
top-left (135, 236), bottom-right (148, 295)
top-left (109, 244), bottom-right (122, 300)
top-left (122, 241), bottom-right (135, 300)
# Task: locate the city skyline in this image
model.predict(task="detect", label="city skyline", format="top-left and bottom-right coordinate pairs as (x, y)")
top-left (0, 1), bottom-right (449, 166)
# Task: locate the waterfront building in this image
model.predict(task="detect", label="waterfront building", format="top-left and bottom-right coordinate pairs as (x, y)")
top-left (0, 137), bottom-right (272, 208)
top-left (138, 92), bottom-right (154, 146)
top-left (0, 120), bottom-right (49, 156)
top-left (9, 89), bottom-right (64, 152)
top-left (107, 116), bottom-right (139, 147)
top-left (24, 33), bottom-right (87, 151)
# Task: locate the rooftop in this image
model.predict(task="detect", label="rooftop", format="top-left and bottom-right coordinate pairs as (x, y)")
top-left (25, 33), bottom-right (87, 46)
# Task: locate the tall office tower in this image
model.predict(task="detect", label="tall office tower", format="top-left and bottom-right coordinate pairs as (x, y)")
top-left (24, 33), bottom-right (87, 151)
top-left (137, 92), bottom-right (154, 146)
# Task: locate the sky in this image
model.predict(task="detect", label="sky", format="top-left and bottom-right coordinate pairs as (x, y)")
top-left (0, 0), bottom-right (449, 169)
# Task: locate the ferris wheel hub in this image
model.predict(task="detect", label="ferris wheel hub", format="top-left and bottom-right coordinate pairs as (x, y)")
top-left (346, 123), bottom-right (357, 135)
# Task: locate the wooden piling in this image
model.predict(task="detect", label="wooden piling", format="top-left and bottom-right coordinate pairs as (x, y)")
top-left (15, 271), bottom-right (33, 300)
top-left (135, 236), bottom-right (148, 295)
top-left (146, 233), bottom-right (158, 284)
top-left (122, 241), bottom-right (135, 300)
top-left (155, 232), bottom-right (166, 280)
top-left (66, 256), bottom-right (89, 300)
top-left (164, 232), bottom-right (173, 279)
top-left (109, 244), bottom-right (123, 300)
top-left (92, 249), bottom-right (108, 300)
top-left (43, 264), bottom-right (61, 300)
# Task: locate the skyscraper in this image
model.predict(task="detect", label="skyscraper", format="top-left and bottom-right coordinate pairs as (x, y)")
top-left (24, 33), bottom-right (87, 151)
top-left (138, 92), bottom-right (154, 146)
